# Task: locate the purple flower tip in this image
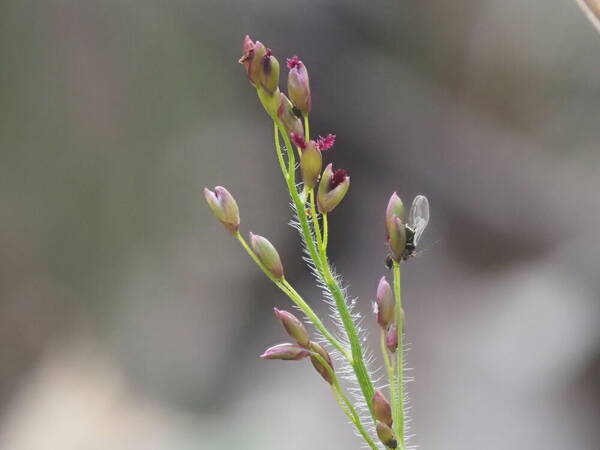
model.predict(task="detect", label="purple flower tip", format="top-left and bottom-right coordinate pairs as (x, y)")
top-left (316, 134), bottom-right (336, 151)
top-left (287, 56), bottom-right (302, 70)
top-left (330, 169), bottom-right (348, 189)
top-left (290, 132), bottom-right (307, 150)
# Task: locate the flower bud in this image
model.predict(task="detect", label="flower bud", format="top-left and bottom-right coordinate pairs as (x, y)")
top-left (287, 56), bottom-right (311, 114)
top-left (308, 341), bottom-right (334, 384)
top-left (300, 141), bottom-right (322, 189)
top-left (372, 391), bottom-right (393, 427)
top-left (277, 92), bottom-right (304, 138)
top-left (317, 164), bottom-right (350, 214)
top-left (388, 216), bottom-right (407, 262)
top-left (386, 193), bottom-right (406, 261)
top-left (376, 422), bottom-right (398, 449)
top-left (204, 186), bottom-right (240, 234)
top-left (375, 276), bottom-right (394, 329)
top-left (274, 308), bottom-right (310, 347)
top-left (239, 36), bottom-right (267, 87)
top-left (260, 343), bottom-right (310, 360)
top-left (249, 233), bottom-right (284, 279)
top-left (386, 322), bottom-right (399, 353)
top-left (259, 49), bottom-right (280, 95)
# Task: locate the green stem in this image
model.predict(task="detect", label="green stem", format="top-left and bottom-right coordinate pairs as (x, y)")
top-left (304, 113), bottom-right (310, 141)
top-left (281, 279), bottom-right (350, 361)
top-left (273, 122), bottom-right (289, 180)
top-left (392, 261), bottom-right (405, 449)
top-left (320, 256), bottom-right (376, 417)
top-left (235, 232), bottom-right (345, 358)
top-left (312, 354), bottom-right (379, 450)
top-left (309, 189), bottom-right (323, 249)
top-left (275, 120), bottom-right (376, 432)
top-left (274, 123), bottom-right (323, 273)
top-left (276, 122), bottom-right (376, 420)
top-left (322, 212), bottom-right (329, 250)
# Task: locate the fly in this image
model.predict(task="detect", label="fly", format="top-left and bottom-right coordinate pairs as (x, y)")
top-left (385, 194), bottom-right (429, 266)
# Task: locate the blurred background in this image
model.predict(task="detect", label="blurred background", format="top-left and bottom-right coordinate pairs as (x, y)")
top-left (1, 1), bottom-right (599, 449)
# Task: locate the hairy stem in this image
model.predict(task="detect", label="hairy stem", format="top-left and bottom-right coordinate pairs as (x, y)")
top-left (313, 353), bottom-right (379, 450)
top-left (392, 261), bottom-right (405, 449)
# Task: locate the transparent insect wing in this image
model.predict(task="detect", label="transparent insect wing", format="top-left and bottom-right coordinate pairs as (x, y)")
top-left (408, 195), bottom-right (429, 245)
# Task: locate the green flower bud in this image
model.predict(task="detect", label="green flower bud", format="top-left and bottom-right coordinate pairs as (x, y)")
top-left (259, 50), bottom-right (280, 95)
top-left (375, 276), bottom-right (394, 329)
top-left (260, 343), bottom-right (310, 360)
top-left (249, 232), bottom-right (284, 279)
top-left (388, 216), bottom-right (407, 262)
top-left (300, 141), bottom-right (322, 189)
top-left (203, 186), bottom-right (240, 234)
top-left (372, 391), bottom-right (393, 427)
top-left (317, 163), bottom-right (350, 214)
top-left (257, 85), bottom-right (281, 117)
top-left (308, 341), bottom-right (334, 384)
top-left (277, 92), bottom-right (304, 138)
top-left (376, 422), bottom-right (398, 449)
top-left (273, 308), bottom-right (310, 347)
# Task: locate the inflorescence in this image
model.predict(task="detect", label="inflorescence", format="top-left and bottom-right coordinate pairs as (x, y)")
top-left (204, 35), bottom-right (430, 450)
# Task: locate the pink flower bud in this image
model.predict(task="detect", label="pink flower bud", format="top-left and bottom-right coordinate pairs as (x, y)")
top-left (376, 421), bottom-right (398, 449)
top-left (239, 36), bottom-right (267, 87)
top-left (277, 92), bottom-right (304, 138)
top-left (375, 276), bottom-right (395, 329)
top-left (386, 322), bottom-right (399, 353)
top-left (249, 232), bottom-right (284, 279)
top-left (372, 391), bottom-right (393, 427)
top-left (287, 56), bottom-right (311, 114)
top-left (317, 163), bottom-right (350, 214)
top-left (203, 186), bottom-right (240, 234)
top-left (260, 343), bottom-right (310, 360)
top-left (308, 341), bottom-right (334, 384)
top-left (274, 308), bottom-right (310, 347)
top-left (300, 141), bottom-right (322, 189)
top-left (385, 192), bottom-right (407, 261)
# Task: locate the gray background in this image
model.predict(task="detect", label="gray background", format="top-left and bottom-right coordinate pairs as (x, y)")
top-left (0, 1), bottom-right (599, 449)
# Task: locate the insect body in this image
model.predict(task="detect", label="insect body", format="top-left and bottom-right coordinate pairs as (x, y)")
top-left (385, 195), bottom-right (429, 267)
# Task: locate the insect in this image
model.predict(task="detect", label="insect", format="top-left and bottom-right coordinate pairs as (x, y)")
top-left (385, 194), bottom-right (430, 267)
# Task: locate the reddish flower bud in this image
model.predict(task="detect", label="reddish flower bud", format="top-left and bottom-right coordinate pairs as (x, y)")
top-left (277, 92), bottom-right (304, 138)
top-left (385, 192), bottom-right (407, 261)
top-left (239, 36), bottom-right (267, 87)
top-left (308, 341), bottom-right (334, 384)
top-left (287, 56), bottom-right (311, 114)
top-left (376, 421), bottom-right (398, 449)
top-left (300, 141), bottom-right (322, 189)
top-left (386, 322), bottom-right (399, 353)
top-left (249, 233), bottom-right (284, 279)
top-left (259, 49), bottom-right (280, 95)
top-left (372, 391), bottom-right (393, 427)
top-left (317, 164), bottom-right (350, 214)
top-left (260, 343), bottom-right (310, 360)
top-left (274, 308), bottom-right (310, 347)
top-left (375, 276), bottom-right (395, 329)
top-left (204, 186), bottom-right (240, 234)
